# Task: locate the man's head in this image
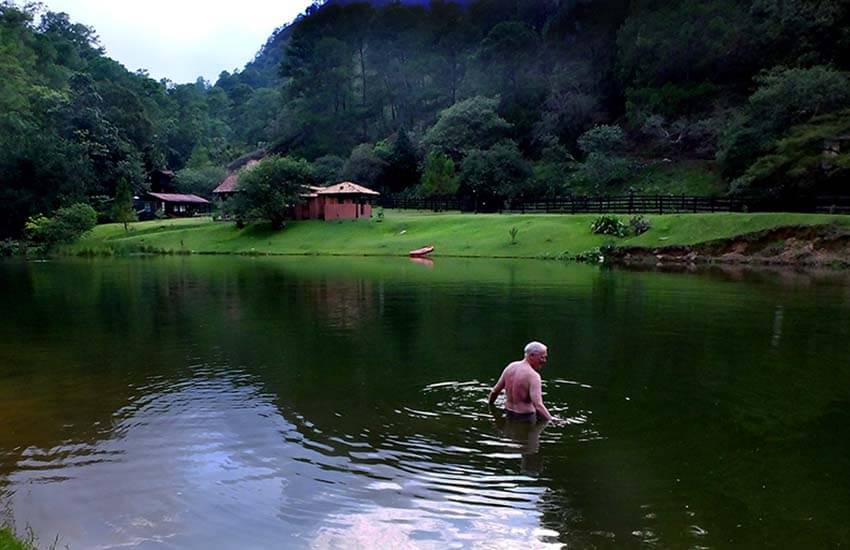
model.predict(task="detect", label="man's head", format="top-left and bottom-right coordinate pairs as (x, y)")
top-left (524, 341), bottom-right (548, 370)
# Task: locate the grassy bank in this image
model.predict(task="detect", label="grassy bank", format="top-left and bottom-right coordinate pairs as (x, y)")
top-left (0, 527), bottom-right (33, 550)
top-left (65, 211), bottom-right (850, 259)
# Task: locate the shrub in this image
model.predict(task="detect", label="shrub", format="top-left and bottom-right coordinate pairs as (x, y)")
top-left (509, 226), bottom-right (519, 244)
top-left (0, 239), bottom-right (22, 256)
top-left (25, 203), bottom-right (97, 249)
top-left (591, 215), bottom-right (629, 237)
top-left (629, 215), bottom-right (652, 235)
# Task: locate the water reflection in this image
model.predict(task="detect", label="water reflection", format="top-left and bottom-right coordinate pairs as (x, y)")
top-left (489, 405), bottom-right (548, 475)
top-left (1, 257), bottom-right (850, 548)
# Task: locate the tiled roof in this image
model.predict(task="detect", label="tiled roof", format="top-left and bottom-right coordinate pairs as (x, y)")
top-left (148, 192), bottom-right (210, 204)
top-left (317, 181), bottom-right (380, 196)
top-left (213, 160), bottom-right (260, 194)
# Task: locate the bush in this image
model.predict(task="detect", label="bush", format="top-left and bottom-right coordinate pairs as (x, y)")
top-left (0, 239), bottom-right (22, 256)
top-left (629, 215), bottom-right (652, 235)
top-left (591, 215), bottom-right (629, 237)
top-left (25, 203), bottom-right (98, 249)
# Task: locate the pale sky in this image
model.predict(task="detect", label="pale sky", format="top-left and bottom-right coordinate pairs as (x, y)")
top-left (38, 0), bottom-right (315, 84)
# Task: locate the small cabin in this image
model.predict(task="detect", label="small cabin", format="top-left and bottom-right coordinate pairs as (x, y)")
top-left (137, 192), bottom-right (212, 218)
top-left (295, 182), bottom-right (380, 221)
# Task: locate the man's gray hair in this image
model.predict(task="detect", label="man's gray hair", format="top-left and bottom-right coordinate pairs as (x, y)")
top-left (524, 341), bottom-right (547, 356)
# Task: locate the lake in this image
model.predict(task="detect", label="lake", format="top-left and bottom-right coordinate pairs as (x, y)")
top-left (1, 257), bottom-right (850, 549)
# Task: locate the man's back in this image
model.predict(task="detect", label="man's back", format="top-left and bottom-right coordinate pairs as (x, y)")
top-left (502, 361), bottom-right (538, 414)
top-left (488, 342), bottom-right (552, 422)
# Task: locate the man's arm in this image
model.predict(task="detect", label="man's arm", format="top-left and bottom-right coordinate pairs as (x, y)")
top-left (488, 370), bottom-right (506, 405)
top-left (529, 374), bottom-right (552, 421)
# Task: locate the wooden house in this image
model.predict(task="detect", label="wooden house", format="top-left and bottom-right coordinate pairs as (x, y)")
top-left (137, 192), bottom-right (212, 218)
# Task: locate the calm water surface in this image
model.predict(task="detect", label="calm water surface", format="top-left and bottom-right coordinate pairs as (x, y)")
top-left (1, 257), bottom-right (850, 549)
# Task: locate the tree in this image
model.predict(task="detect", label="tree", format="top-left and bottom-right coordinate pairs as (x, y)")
top-left (577, 125), bottom-right (626, 155)
top-left (459, 141), bottom-right (532, 202)
top-left (174, 166), bottom-right (227, 196)
top-left (112, 178), bottom-right (136, 232)
top-left (719, 66), bottom-right (850, 178)
top-left (383, 129), bottom-right (420, 193)
top-left (342, 143), bottom-right (388, 189)
top-left (420, 151), bottom-right (458, 197)
top-left (423, 96), bottom-right (511, 159)
top-left (227, 156), bottom-right (315, 230)
top-left (25, 203), bottom-right (97, 250)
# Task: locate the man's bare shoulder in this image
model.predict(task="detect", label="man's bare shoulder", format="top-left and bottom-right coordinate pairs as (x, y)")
top-left (503, 360), bottom-right (524, 373)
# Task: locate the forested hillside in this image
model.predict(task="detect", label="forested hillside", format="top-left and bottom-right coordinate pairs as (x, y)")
top-left (2, 0), bottom-right (850, 238)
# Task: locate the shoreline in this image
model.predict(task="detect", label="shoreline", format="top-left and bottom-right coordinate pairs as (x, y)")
top-left (53, 213), bottom-right (850, 269)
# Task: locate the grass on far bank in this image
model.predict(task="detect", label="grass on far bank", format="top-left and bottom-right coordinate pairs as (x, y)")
top-left (0, 527), bottom-right (35, 550)
top-left (64, 210), bottom-right (850, 260)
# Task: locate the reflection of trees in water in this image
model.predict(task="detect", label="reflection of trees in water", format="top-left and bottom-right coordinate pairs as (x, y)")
top-left (3, 259), bottom-right (850, 547)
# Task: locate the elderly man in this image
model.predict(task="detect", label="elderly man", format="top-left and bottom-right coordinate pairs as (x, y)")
top-left (488, 341), bottom-right (552, 422)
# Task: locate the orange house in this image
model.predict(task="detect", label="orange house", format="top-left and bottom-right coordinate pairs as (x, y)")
top-left (295, 182), bottom-right (380, 221)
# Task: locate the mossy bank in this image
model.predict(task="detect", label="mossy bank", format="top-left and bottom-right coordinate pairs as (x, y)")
top-left (65, 211), bottom-right (850, 264)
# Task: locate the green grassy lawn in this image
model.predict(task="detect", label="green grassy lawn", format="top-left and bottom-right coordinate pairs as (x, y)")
top-left (65, 211), bottom-right (850, 259)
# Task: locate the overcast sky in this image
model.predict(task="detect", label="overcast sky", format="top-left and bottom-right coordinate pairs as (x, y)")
top-left (38, 0), bottom-right (314, 84)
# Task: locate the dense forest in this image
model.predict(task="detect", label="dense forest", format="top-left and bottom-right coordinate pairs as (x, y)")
top-left (2, 0), bottom-right (850, 238)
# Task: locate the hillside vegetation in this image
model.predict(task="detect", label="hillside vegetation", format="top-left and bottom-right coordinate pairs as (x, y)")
top-left (2, 0), bottom-right (850, 239)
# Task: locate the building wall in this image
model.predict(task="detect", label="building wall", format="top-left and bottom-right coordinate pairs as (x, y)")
top-left (323, 197), bottom-right (372, 220)
top-left (294, 197), bottom-right (373, 220)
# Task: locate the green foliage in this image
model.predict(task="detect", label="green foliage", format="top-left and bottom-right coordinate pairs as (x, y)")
top-left (227, 156), bottom-right (315, 229)
top-left (626, 82), bottom-right (718, 121)
top-left (733, 109), bottom-right (850, 196)
top-left (342, 143), bottom-right (388, 189)
top-left (570, 153), bottom-right (635, 191)
top-left (174, 166), bottom-right (227, 196)
top-left (629, 215), bottom-right (652, 236)
top-left (25, 202), bottom-right (97, 249)
top-left (423, 96), bottom-right (512, 159)
top-left (720, 66), bottom-right (850, 179)
top-left (590, 215), bottom-right (629, 238)
top-left (312, 155), bottom-right (345, 185)
top-left (577, 125), bottom-right (626, 155)
top-left (383, 129), bottom-right (420, 194)
top-left (459, 141), bottom-right (532, 201)
top-left (420, 151), bottom-right (458, 198)
top-left (111, 179), bottom-right (137, 232)
top-left (509, 226), bottom-right (519, 245)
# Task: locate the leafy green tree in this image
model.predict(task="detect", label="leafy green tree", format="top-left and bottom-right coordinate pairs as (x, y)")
top-left (577, 125), bottom-right (626, 155)
top-left (477, 21), bottom-right (539, 94)
top-left (420, 151), bottom-right (458, 198)
top-left (719, 66), bottom-right (850, 178)
top-left (227, 156), bottom-right (315, 230)
top-left (383, 129), bottom-right (420, 193)
top-left (342, 143), bottom-right (388, 189)
top-left (311, 155), bottom-right (345, 185)
top-left (424, 96), bottom-right (512, 159)
top-left (459, 141), bottom-right (532, 202)
top-left (112, 179), bottom-right (136, 232)
top-left (733, 109), bottom-right (850, 197)
top-left (174, 166), bottom-right (227, 196)
top-left (25, 202), bottom-right (97, 249)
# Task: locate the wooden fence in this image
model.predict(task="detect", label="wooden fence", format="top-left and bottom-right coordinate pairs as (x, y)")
top-left (378, 194), bottom-right (850, 215)
top-left (379, 195), bottom-right (746, 214)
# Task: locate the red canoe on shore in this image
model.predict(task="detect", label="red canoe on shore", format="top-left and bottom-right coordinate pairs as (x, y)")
top-left (409, 245), bottom-right (434, 257)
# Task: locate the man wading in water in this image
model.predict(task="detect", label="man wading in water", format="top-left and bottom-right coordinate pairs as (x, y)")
top-left (488, 341), bottom-right (553, 422)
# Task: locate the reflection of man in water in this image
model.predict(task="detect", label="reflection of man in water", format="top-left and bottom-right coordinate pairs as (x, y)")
top-left (488, 341), bottom-right (553, 422)
top-left (491, 406), bottom-right (548, 474)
